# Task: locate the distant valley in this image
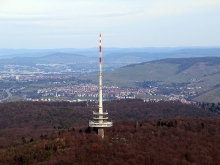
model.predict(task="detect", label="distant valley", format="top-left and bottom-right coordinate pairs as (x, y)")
top-left (0, 47), bottom-right (220, 103)
top-left (0, 48), bottom-right (220, 164)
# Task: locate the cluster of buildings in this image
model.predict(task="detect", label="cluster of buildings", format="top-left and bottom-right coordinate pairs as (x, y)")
top-left (0, 64), bottom-right (198, 104)
top-left (33, 83), bottom-right (137, 101)
top-left (26, 83), bottom-right (194, 104)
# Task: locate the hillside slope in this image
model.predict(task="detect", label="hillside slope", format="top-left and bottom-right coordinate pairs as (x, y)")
top-left (99, 57), bottom-right (220, 102)
top-left (193, 87), bottom-right (220, 103)
top-left (1, 115), bottom-right (219, 165)
top-left (0, 100), bottom-right (217, 147)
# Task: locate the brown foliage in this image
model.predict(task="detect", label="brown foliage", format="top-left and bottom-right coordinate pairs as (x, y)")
top-left (0, 116), bottom-right (219, 164)
top-left (0, 100), bottom-right (219, 164)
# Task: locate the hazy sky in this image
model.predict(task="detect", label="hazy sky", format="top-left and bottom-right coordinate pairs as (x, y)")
top-left (1, 0), bottom-right (220, 48)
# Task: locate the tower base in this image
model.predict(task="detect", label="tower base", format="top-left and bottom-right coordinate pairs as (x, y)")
top-left (98, 128), bottom-right (104, 139)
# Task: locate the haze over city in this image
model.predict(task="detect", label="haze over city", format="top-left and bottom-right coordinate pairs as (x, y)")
top-left (1, 0), bottom-right (220, 49)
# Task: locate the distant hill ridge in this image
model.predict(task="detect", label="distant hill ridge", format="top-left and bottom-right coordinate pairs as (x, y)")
top-left (130, 56), bottom-right (220, 74)
top-left (0, 53), bottom-right (95, 65)
top-left (1, 47), bottom-right (220, 65)
top-left (35, 53), bottom-right (93, 64)
top-left (173, 48), bottom-right (220, 55)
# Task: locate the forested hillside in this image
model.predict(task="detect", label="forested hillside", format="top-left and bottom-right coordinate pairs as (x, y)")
top-left (0, 99), bottom-right (217, 146)
top-left (0, 116), bottom-right (219, 165)
top-left (0, 100), bottom-right (216, 130)
top-left (0, 100), bottom-right (219, 164)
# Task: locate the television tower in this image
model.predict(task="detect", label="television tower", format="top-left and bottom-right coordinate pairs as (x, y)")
top-left (89, 34), bottom-right (113, 138)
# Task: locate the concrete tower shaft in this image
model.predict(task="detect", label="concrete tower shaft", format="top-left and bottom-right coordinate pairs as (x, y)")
top-left (89, 34), bottom-right (113, 139)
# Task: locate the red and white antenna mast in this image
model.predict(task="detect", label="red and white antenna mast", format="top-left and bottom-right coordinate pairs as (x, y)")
top-left (89, 34), bottom-right (113, 139)
top-left (99, 33), bottom-right (103, 117)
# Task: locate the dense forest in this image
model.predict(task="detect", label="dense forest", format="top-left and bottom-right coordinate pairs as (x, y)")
top-left (0, 99), bottom-right (219, 164)
top-left (0, 117), bottom-right (219, 165)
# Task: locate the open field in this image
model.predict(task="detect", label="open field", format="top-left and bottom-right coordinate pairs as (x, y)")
top-left (193, 87), bottom-right (220, 103)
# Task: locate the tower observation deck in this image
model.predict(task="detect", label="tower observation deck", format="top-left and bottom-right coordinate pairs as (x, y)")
top-left (89, 34), bottom-right (113, 138)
